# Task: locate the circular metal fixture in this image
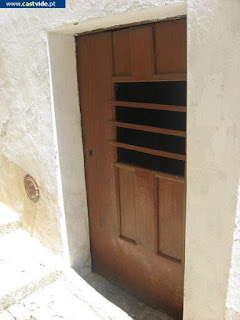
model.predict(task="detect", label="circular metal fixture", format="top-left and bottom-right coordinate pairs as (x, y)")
top-left (24, 174), bottom-right (40, 203)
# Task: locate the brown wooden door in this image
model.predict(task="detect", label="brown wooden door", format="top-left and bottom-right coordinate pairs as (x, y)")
top-left (76, 18), bottom-right (186, 319)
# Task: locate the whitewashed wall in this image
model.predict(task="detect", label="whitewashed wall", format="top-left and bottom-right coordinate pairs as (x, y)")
top-left (186, 1), bottom-right (240, 319)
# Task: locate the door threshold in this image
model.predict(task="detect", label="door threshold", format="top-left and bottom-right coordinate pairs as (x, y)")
top-left (84, 272), bottom-right (175, 320)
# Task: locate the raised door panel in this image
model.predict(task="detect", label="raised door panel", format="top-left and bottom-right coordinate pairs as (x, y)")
top-left (157, 176), bottom-right (185, 261)
top-left (116, 165), bottom-right (156, 251)
top-left (113, 29), bottom-right (131, 76)
top-left (130, 25), bottom-right (153, 79)
top-left (135, 168), bottom-right (156, 251)
top-left (154, 19), bottom-right (187, 74)
top-left (117, 166), bottom-right (137, 242)
top-left (77, 32), bottom-right (117, 234)
top-left (112, 25), bottom-right (153, 80)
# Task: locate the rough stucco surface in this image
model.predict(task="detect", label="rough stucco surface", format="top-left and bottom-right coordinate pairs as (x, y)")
top-left (186, 1), bottom-right (240, 319)
top-left (226, 182), bottom-right (240, 320)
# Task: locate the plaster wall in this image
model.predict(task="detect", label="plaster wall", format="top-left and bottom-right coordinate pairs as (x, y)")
top-left (48, 32), bottom-right (91, 275)
top-left (0, 0), bottom-right (240, 319)
top-left (186, 1), bottom-right (240, 319)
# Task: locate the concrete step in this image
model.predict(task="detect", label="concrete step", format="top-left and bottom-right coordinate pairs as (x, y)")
top-left (0, 270), bottom-right (132, 320)
top-left (0, 204), bottom-right (21, 236)
top-left (0, 229), bottom-right (62, 312)
top-left (0, 269), bottom-right (174, 320)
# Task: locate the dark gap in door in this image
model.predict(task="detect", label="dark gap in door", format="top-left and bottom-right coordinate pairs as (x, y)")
top-left (116, 107), bottom-right (186, 131)
top-left (117, 128), bottom-right (185, 154)
top-left (115, 81), bottom-right (186, 106)
top-left (117, 148), bottom-right (185, 176)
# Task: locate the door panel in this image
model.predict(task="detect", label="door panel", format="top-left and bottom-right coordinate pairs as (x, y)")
top-left (154, 19), bottom-right (187, 74)
top-left (76, 32), bottom-right (117, 234)
top-left (135, 168), bottom-right (156, 251)
top-left (117, 166), bottom-right (137, 242)
top-left (76, 19), bottom-right (186, 319)
top-left (130, 25), bottom-right (153, 79)
top-left (113, 25), bottom-right (153, 79)
top-left (113, 29), bottom-right (131, 76)
top-left (157, 176), bottom-right (185, 262)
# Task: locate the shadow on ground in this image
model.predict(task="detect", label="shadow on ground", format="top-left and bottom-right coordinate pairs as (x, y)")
top-left (84, 272), bottom-right (174, 320)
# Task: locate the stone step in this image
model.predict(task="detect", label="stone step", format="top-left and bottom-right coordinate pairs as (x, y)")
top-left (0, 270), bottom-right (132, 320)
top-left (0, 229), bottom-right (62, 312)
top-left (0, 204), bottom-right (21, 236)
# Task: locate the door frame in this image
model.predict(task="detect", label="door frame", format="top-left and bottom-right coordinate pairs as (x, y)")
top-left (47, 0), bottom-right (186, 274)
top-left (47, 0), bottom-right (188, 316)
top-left (47, 2), bottom-right (240, 319)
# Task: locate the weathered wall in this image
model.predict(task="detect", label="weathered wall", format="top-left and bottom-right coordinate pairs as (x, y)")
top-left (0, 154), bottom-right (62, 253)
top-left (185, 1), bottom-right (240, 319)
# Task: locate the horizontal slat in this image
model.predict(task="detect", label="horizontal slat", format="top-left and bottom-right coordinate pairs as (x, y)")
top-left (109, 121), bottom-right (186, 137)
top-left (110, 100), bottom-right (186, 112)
top-left (112, 73), bottom-right (187, 82)
top-left (111, 141), bottom-right (186, 161)
top-left (153, 73), bottom-right (187, 81)
top-left (115, 162), bottom-right (185, 182)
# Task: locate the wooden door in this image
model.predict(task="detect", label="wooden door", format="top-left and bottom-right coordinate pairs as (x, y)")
top-left (76, 18), bottom-right (186, 319)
